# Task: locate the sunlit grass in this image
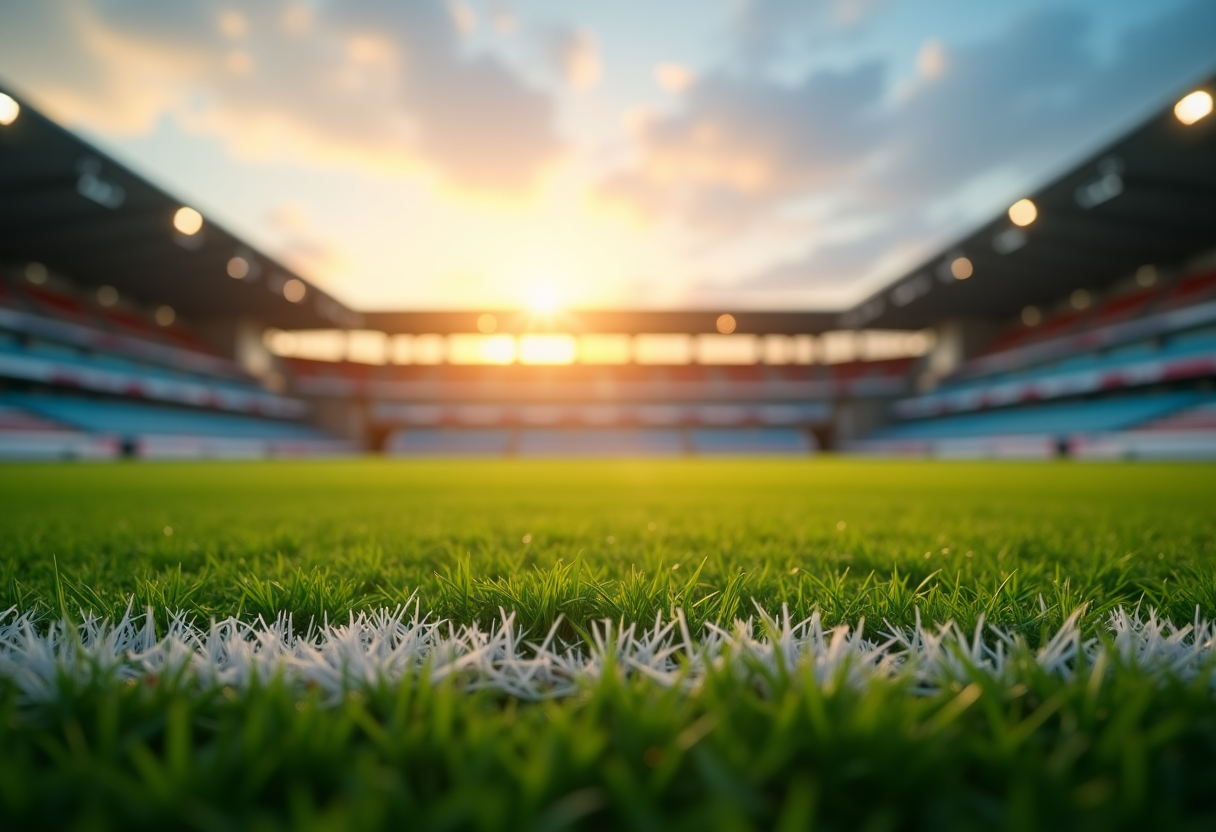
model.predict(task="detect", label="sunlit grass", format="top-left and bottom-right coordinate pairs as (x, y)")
top-left (2, 458), bottom-right (1215, 830)
top-left (3, 460), bottom-right (1213, 635)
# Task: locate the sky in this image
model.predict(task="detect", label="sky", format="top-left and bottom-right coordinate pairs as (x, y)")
top-left (0, 0), bottom-right (1213, 312)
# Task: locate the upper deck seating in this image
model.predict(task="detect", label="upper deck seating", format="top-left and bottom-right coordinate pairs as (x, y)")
top-left (1, 273), bottom-right (244, 380)
top-left (873, 392), bottom-right (1201, 441)
top-left (1090, 286), bottom-right (1162, 327)
top-left (4, 393), bottom-right (327, 440)
top-left (0, 338), bottom-right (304, 417)
top-left (1160, 270), bottom-right (1216, 311)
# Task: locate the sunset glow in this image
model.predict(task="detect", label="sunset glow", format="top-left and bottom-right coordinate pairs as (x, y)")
top-left (526, 284), bottom-right (563, 316)
top-left (519, 334), bottom-right (578, 365)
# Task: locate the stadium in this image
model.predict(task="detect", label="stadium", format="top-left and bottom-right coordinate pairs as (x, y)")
top-left (2, 79), bottom-right (1215, 461)
top-left (2, 4), bottom-right (1216, 830)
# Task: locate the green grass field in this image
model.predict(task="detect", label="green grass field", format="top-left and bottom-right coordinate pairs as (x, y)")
top-left (3, 459), bottom-right (1216, 831)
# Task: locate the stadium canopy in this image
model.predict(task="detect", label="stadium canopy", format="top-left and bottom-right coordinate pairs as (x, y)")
top-left (0, 84), bottom-right (359, 330)
top-left (4, 73), bottom-right (1211, 338)
top-left (841, 74), bottom-right (1216, 331)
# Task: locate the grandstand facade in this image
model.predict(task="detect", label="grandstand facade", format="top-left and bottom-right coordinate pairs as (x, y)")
top-left (850, 265), bottom-right (1216, 458)
top-left (0, 77), bottom-right (1213, 459)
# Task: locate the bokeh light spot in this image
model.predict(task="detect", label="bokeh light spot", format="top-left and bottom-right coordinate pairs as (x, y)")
top-left (1008, 198), bottom-right (1037, 227)
top-left (1175, 90), bottom-right (1213, 125)
top-left (0, 93), bottom-right (19, 126)
top-left (173, 206), bottom-right (203, 235)
top-left (283, 278), bottom-right (307, 303)
top-left (228, 256), bottom-right (250, 279)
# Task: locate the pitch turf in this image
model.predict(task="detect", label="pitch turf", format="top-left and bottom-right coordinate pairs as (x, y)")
top-left (3, 459), bottom-right (1216, 830)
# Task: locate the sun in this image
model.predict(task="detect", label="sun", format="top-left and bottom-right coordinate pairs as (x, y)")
top-left (526, 283), bottom-right (562, 315)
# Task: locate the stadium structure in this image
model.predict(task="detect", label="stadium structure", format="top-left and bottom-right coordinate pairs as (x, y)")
top-left (1, 78), bottom-right (1214, 460)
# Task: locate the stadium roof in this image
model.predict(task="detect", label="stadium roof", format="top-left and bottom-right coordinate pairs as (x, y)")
top-left (841, 75), bottom-right (1216, 331)
top-left (3, 75), bottom-right (1212, 338)
top-left (0, 86), bottom-right (360, 330)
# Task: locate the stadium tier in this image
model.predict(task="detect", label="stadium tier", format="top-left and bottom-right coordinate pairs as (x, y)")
top-left (848, 266), bottom-right (1216, 458)
top-left (287, 357), bottom-right (909, 456)
top-left (1, 77), bottom-right (1213, 459)
top-left (0, 269), bottom-right (352, 459)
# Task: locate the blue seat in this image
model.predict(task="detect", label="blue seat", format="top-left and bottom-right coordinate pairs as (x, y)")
top-left (386, 429), bottom-right (514, 456)
top-left (517, 429), bottom-right (684, 457)
top-left (872, 392), bottom-right (1205, 440)
top-left (688, 428), bottom-right (812, 455)
top-left (3, 393), bottom-right (328, 440)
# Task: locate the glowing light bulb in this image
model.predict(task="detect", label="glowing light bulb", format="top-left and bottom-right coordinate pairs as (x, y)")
top-left (174, 206), bottom-right (203, 235)
top-left (283, 279), bottom-right (307, 303)
top-left (227, 256), bottom-right (250, 279)
top-left (1175, 90), bottom-right (1213, 125)
top-left (0, 93), bottom-right (19, 126)
top-left (1008, 198), bottom-right (1037, 227)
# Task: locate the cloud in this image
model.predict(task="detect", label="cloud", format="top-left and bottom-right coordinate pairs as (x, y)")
top-left (0, 0), bottom-right (562, 192)
top-left (872, 4), bottom-right (1216, 210)
top-left (915, 39), bottom-right (945, 80)
top-left (264, 204), bottom-right (349, 285)
top-left (654, 63), bottom-right (694, 94)
top-left (730, 0), bottom-right (888, 64)
top-left (607, 0), bottom-right (1216, 301)
top-left (603, 61), bottom-right (885, 233)
top-left (546, 27), bottom-right (602, 92)
top-left (267, 204), bottom-right (310, 233)
top-left (446, 0), bottom-right (478, 35)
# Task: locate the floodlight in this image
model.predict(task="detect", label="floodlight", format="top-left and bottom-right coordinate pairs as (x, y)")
top-left (0, 93), bottom-right (18, 126)
top-left (1175, 90), bottom-right (1212, 125)
top-left (25, 262), bottom-right (48, 284)
top-left (174, 206), bottom-right (204, 235)
top-left (283, 278), bottom-right (307, 303)
top-left (227, 256), bottom-right (250, 279)
top-left (1007, 198), bottom-right (1037, 227)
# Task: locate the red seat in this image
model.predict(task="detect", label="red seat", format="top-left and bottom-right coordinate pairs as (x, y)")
top-left (19, 283), bottom-right (98, 323)
top-left (1091, 286), bottom-right (1161, 326)
top-left (1161, 270), bottom-right (1216, 310)
top-left (99, 307), bottom-right (165, 340)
